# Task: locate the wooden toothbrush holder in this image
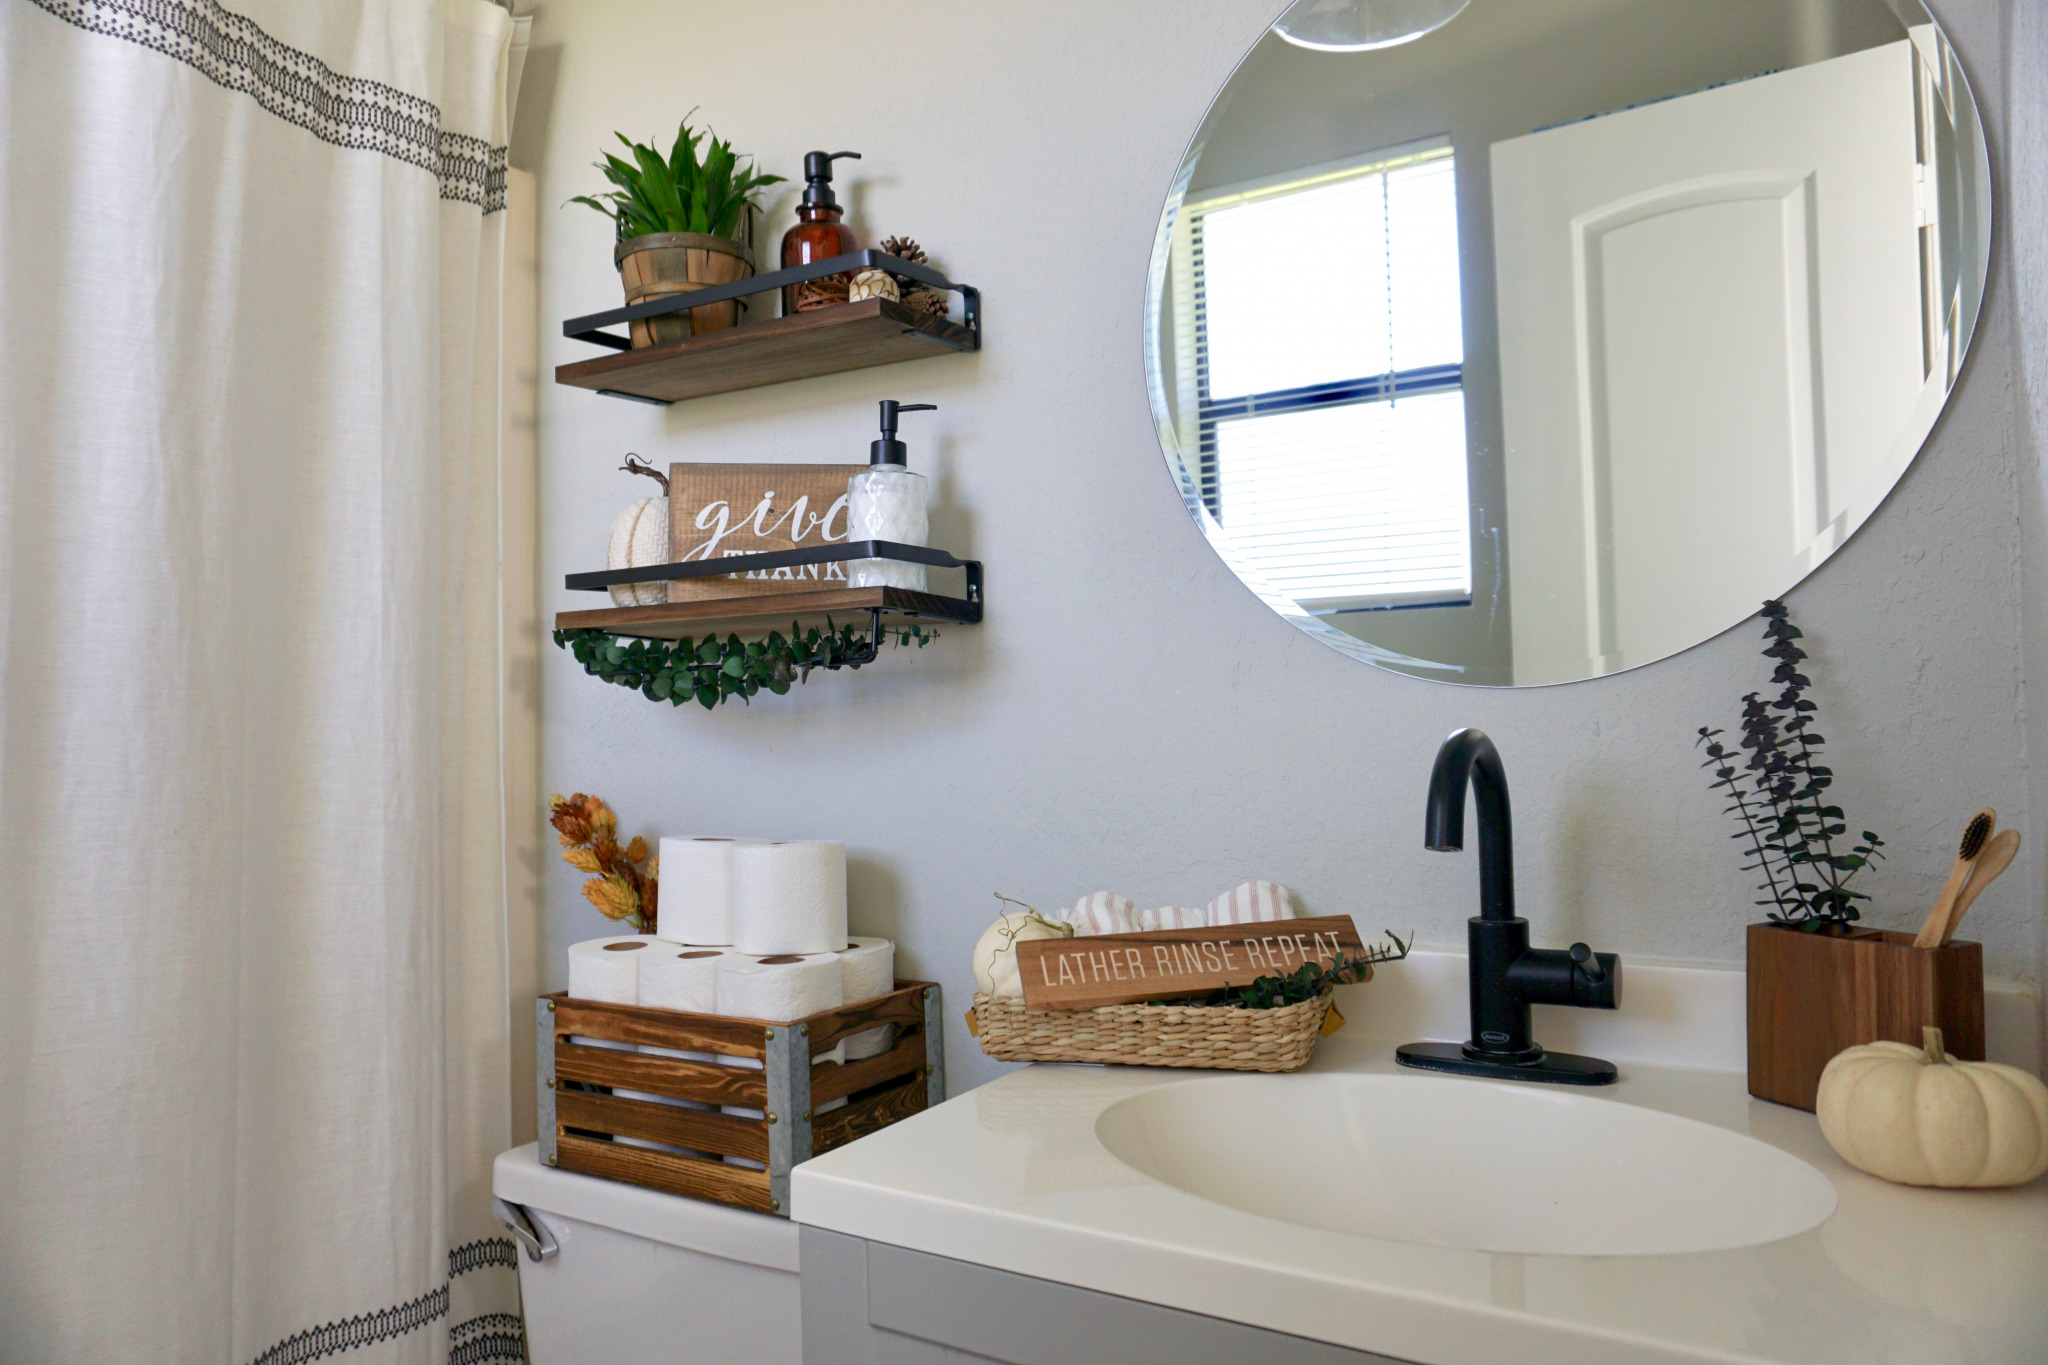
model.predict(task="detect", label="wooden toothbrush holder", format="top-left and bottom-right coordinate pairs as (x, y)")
top-left (1747, 923), bottom-right (1984, 1111)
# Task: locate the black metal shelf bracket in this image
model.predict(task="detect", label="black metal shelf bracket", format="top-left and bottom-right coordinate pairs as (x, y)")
top-left (563, 252), bottom-right (982, 356)
top-left (564, 541), bottom-right (984, 624)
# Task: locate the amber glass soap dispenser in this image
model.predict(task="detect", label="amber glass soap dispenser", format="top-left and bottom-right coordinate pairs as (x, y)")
top-left (848, 400), bottom-right (934, 591)
top-left (781, 150), bottom-right (861, 315)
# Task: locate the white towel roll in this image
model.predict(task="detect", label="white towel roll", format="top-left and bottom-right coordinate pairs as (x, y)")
top-left (1057, 891), bottom-right (1139, 936)
top-left (567, 936), bottom-right (654, 1003)
top-left (657, 837), bottom-right (757, 945)
top-left (838, 937), bottom-right (897, 1060)
top-left (730, 841), bottom-right (848, 955)
top-left (1138, 904), bottom-right (1208, 931)
top-left (1205, 880), bottom-right (1298, 925)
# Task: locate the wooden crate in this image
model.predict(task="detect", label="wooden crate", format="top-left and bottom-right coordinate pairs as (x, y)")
top-left (1747, 924), bottom-right (1983, 1111)
top-left (537, 980), bottom-right (943, 1216)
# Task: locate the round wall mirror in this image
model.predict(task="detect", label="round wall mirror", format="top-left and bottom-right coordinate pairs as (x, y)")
top-left (1145, 0), bottom-right (1991, 686)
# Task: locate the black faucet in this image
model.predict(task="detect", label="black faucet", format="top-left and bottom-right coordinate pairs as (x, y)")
top-left (1396, 728), bottom-right (1624, 1086)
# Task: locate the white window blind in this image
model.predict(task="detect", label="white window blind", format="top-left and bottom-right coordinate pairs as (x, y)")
top-left (1191, 145), bottom-right (1471, 609)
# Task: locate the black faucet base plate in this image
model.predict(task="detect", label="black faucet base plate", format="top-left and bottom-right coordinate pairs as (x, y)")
top-left (1395, 1041), bottom-right (1618, 1086)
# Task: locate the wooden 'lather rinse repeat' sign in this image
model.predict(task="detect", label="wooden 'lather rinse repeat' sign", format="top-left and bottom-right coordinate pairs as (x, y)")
top-left (1015, 917), bottom-right (1365, 1011)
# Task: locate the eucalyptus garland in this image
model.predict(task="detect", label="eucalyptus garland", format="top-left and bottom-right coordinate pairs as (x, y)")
top-left (554, 620), bottom-right (937, 710)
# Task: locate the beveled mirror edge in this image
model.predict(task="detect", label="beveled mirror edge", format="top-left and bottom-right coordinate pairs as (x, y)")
top-left (1142, 0), bottom-right (1994, 689)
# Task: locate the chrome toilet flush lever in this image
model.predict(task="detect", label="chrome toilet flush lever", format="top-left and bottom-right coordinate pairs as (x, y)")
top-left (1396, 728), bottom-right (1623, 1085)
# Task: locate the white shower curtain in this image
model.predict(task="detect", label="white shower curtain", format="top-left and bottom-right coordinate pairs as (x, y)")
top-left (0, 2), bottom-right (525, 1361)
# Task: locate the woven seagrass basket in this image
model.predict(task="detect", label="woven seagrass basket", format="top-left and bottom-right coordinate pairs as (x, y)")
top-left (970, 989), bottom-right (1336, 1073)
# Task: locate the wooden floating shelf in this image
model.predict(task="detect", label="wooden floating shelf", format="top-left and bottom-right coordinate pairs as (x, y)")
top-left (556, 585), bottom-right (980, 641)
top-left (555, 298), bottom-right (978, 405)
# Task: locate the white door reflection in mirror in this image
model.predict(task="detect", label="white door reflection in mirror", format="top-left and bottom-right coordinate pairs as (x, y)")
top-left (1493, 42), bottom-right (1921, 684)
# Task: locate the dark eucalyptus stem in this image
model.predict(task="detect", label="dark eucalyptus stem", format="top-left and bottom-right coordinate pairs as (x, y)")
top-left (1696, 725), bottom-right (1790, 911)
top-left (1697, 601), bottom-right (1883, 930)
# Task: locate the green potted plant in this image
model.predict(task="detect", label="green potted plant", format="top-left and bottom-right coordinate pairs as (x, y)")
top-left (572, 117), bottom-right (784, 348)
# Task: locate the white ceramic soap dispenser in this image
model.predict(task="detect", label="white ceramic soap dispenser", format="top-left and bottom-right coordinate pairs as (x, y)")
top-left (847, 399), bottom-right (935, 590)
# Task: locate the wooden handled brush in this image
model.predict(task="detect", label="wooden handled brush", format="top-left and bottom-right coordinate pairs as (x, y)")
top-left (1913, 809), bottom-right (1995, 949)
top-left (1934, 828), bottom-right (2020, 947)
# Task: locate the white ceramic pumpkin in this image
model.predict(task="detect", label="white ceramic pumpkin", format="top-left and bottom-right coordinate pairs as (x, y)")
top-left (972, 910), bottom-right (1073, 998)
top-left (1817, 1026), bottom-right (2048, 1188)
top-left (606, 456), bottom-right (671, 607)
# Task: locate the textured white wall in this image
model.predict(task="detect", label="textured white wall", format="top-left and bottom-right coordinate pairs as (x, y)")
top-left (521, 0), bottom-right (2040, 1090)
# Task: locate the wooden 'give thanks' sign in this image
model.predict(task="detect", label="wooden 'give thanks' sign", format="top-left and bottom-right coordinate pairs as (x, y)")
top-left (664, 462), bottom-right (861, 602)
top-left (1016, 917), bottom-right (1365, 1011)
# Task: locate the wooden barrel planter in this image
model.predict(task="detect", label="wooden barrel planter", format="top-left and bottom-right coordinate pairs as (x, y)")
top-left (615, 232), bottom-right (752, 348)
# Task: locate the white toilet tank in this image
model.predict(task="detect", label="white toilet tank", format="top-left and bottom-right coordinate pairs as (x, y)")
top-left (492, 1143), bottom-right (801, 1365)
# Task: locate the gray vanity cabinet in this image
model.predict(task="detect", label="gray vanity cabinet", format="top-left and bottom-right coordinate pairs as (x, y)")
top-left (799, 1227), bottom-right (1414, 1365)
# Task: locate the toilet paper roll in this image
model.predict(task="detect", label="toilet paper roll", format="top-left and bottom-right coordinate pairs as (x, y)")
top-left (631, 947), bottom-right (726, 1112)
top-left (567, 936), bottom-right (654, 1004)
top-left (565, 938), bottom-right (688, 1129)
top-left (717, 953), bottom-right (848, 1151)
top-left (657, 837), bottom-right (756, 945)
top-left (638, 946), bottom-right (728, 1014)
top-left (730, 841), bottom-right (848, 956)
top-left (716, 952), bottom-right (845, 1022)
top-left (838, 937), bottom-right (897, 1060)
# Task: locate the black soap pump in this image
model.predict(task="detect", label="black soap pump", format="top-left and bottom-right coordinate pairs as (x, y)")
top-left (848, 400), bottom-right (935, 590)
top-left (781, 150), bottom-right (862, 316)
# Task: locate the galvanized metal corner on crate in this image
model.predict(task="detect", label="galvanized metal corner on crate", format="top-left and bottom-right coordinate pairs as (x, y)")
top-left (538, 982), bottom-right (945, 1217)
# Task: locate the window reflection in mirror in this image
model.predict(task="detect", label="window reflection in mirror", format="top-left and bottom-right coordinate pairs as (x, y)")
top-left (1178, 144), bottom-right (1472, 613)
top-left (1148, 0), bottom-right (1989, 687)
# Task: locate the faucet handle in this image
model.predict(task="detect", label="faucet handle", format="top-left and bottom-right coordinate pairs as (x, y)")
top-left (1570, 942), bottom-right (1607, 983)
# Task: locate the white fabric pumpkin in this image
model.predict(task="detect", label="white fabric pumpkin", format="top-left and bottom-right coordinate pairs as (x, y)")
top-left (972, 910), bottom-right (1073, 998)
top-left (606, 494), bottom-right (670, 607)
top-left (1817, 1026), bottom-right (2048, 1187)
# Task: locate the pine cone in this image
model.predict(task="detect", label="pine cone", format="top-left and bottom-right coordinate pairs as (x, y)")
top-left (877, 235), bottom-right (928, 269)
top-left (877, 237), bottom-right (947, 320)
top-left (901, 286), bottom-right (949, 322)
top-left (878, 236), bottom-right (932, 292)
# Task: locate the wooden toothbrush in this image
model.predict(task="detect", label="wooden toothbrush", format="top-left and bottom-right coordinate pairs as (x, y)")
top-left (1913, 808), bottom-right (1995, 949)
top-left (1931, 827), bottom-right (2020, 947)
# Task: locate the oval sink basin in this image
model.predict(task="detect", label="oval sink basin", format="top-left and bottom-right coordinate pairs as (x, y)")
top-left (1095, 1073), bottom-right (1836, 1256)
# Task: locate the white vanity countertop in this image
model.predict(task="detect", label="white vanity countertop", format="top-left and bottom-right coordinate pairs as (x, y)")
top-left (791, 987), bottom-right (2048, 1365)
